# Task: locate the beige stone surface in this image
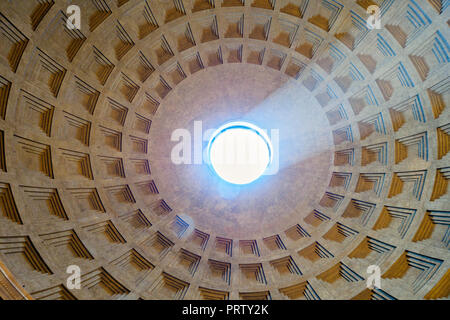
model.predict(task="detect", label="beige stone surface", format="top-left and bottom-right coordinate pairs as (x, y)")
top-left (0, 0), bottom-right (448, 300)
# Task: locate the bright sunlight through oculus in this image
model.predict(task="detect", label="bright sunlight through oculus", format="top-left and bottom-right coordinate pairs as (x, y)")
top-left (207, 122), bottom-right (273, 185)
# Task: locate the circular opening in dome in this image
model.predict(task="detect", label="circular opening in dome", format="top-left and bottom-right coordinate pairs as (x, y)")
top-left (207, 122), bottom-right (273, 185)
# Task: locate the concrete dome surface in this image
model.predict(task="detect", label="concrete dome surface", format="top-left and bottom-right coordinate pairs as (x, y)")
top-left (0, 0), bottom-right (448, 300)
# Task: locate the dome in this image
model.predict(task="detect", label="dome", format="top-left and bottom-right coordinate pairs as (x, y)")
top-left (0, 0), bottom-right (448, 301)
